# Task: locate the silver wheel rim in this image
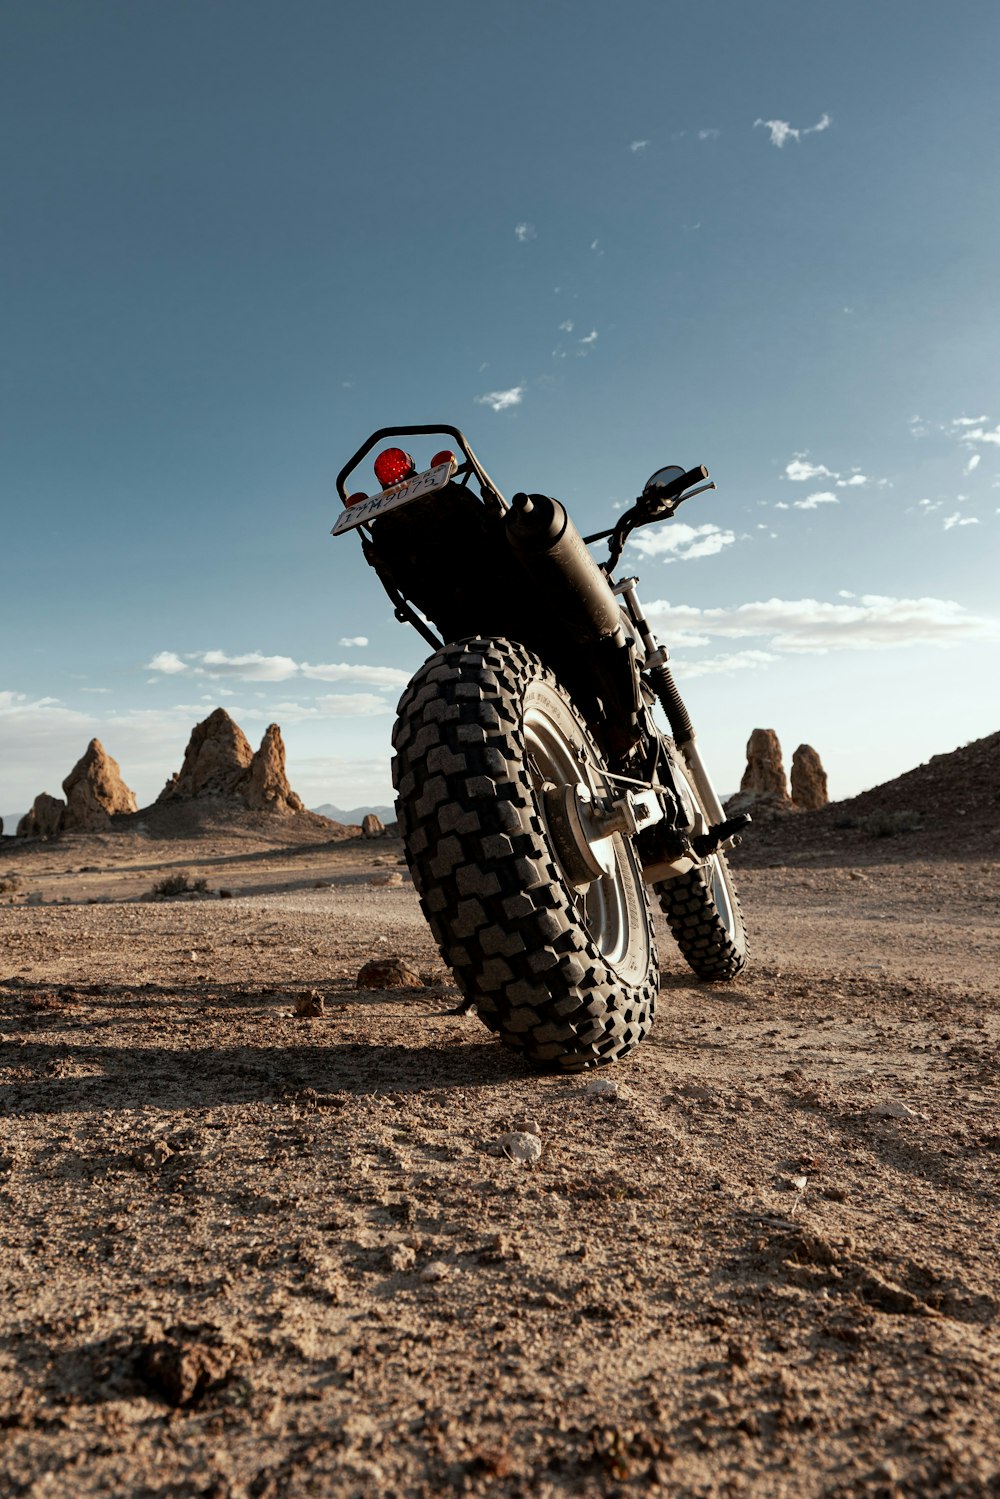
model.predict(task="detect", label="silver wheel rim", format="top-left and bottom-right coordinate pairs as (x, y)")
top-left (524, 697), bottom-right (637, 967)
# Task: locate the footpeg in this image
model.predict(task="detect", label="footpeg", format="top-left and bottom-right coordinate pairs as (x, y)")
top-left (691, 813), bottom-right (752, 858)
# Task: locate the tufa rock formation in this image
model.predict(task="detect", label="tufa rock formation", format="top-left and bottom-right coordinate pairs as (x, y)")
top-left (362, 813), bottom-right (385, 838)
top-left (790, 744), bottom-right (829, 811)
top-left (244, 724), bottom-right (304, 813)
top-left (158, 709), bottom-right (306, 815)
top-left (740, 729), bottom-right (790, 801)
top-left (62, 738), bottom-right (138, 831)
top-left (17, 792), bottom-right (67, 840)
top-left (158, 708), bottom-right (255, 802)
top-left (725, 729), bottom-right (828, 818)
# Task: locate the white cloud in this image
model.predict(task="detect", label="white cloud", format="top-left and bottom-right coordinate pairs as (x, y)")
top-left (198, 650), bottom-right (299, 681)
top-left (314, 694), bottom-right (393, 717)
top-left (475, 386), bottom-right (524, 413)
top-left (645, 594), bottom-right (1000, 653)
top-left (629, 139), bottom-right (649, 153)
top-left (300, 662), bottom-right (409, 687)
top-left (579, 329), bottom-right (598, 346)
top-left (145, 650), bottom-right (187, 675)
top-left (942, 513), bottom-right (980, 530)
top-left (144, 651), bottom-right (408, 688)
top-left (774, 501), bottom-right (789, 510)
top-left (962, 423), bottom-right (1000, 446)
top-left (837, 473), bottom-right (868, 488)
top-left (628, 522), bottom-right (736, 563)
top-left (558, 320), bottom-right (574, 333)
top-left (965, 454), bottom-right (982, 474)
top-left (680, 649), bottom-right (776, 677)
top-left (338, 636), bottom-right (369, 648)
top-left (784, 457), bottom-right (835, 481)
top-left (697, 128), bottom-right (721, 140)
top-left (514, 222), bottom-right (535, 242)
top-left (754, 112), bottom-right (831, 147)
top-left (950, 415), bottom-right (989, 428)
top-left (793, 491), bottom-right (839, 510)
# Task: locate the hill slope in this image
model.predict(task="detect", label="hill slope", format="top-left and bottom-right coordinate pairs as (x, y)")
top-left (731, 730), bottom-right (1000, 866)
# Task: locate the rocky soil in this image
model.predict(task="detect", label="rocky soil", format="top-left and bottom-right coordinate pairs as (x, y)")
top-left (1, 797), bottom-right (998, 1495)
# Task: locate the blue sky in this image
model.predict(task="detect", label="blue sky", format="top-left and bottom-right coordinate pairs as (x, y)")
top-left (3, 0), bottom-right (998, 817)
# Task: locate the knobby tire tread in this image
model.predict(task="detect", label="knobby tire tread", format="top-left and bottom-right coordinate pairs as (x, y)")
top-left (391, 637), bottom-right (658, 1070)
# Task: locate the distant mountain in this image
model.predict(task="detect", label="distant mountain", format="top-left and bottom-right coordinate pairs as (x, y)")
top-left (2, 813), bottom-right (26, 836)
top-left (311, 802), bottom-right (396, 825)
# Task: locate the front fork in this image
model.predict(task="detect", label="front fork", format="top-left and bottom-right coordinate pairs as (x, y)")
top-left (613, 578), bottom-right (749, 877)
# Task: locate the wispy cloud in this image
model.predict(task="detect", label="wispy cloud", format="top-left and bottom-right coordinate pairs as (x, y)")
top-left (784, 457), bottom-right (835, 482)
top-left (338, 636), bottom-right (369, 648)
top-left (144, 651), bottom-right (409, 688)
top-left (942, 513), bottom-right (980, 530)
top-left (837, 473), bottom-right (868, 488)
top-left (514, 222), bottom-right (536, 242)
top-left (697, 128), bottom-right (721, 140)
top-left (629, 139), bottom-right (649, 153)
top-left (755, 111), bottom-right (832, 148)
top-left (578, 329), bottom-right (598, 347)
top-left (681, 649), bottom-right (776, 677)
top-left (965, 454), bottom-right (982, 474)
top-left (793, 491), bottom-right (839, 510)
top-left (558, 319), bottom-right (575, 333)
top-left (145, 650), bottom-right (188, 675)
top-left (475, 386), bottom-right (525, 413)
top-left (645, 594), bottom-right (1000, 652)
top-left (628, 522), bottom-right (736, 563)
top-left (960, 422), bottom-right (1000, 446)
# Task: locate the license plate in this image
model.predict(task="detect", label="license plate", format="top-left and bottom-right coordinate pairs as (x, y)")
top-left (332, 458), bottom-right (457, 536)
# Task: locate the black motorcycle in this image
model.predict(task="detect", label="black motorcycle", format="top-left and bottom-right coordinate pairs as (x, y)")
top-left (333, 425), bottom-right (749, 1070)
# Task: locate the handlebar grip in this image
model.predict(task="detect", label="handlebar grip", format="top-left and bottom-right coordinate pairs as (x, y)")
top-left (678, 463), bottom-right (709, 491)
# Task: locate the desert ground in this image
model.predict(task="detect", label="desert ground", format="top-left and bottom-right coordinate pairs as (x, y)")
top-left (1, 806), bottom-right (998, 1497)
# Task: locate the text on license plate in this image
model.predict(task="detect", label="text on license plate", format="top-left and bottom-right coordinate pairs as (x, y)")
top-left (331, 459), bottom-right (457, 536)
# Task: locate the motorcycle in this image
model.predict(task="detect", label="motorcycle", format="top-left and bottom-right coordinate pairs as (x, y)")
top-left (332, 425), bottom-right (749, 1070)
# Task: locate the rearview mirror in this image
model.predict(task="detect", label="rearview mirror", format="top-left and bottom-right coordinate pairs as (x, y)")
top-left (643, 464), bottom-right (685, 494)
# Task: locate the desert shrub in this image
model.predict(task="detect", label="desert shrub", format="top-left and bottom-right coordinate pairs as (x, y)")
top-left (147, 871), bottom-right (208, 899)
top-left (831, 814), bottom-right (860, 830)
top-left (859, 809), bottom-right (922, 838)
top-left (0, 874), bottom-right (21, 894)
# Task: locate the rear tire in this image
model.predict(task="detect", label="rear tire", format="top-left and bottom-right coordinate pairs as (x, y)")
top-left (392, 638), bottom-right (658, 1070)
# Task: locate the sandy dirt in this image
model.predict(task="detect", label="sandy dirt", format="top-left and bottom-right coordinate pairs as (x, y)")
top-left (1, 826), bottom-right (998, 1497)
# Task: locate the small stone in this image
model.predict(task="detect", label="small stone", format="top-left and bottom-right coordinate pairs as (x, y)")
top-left (585, 1077), bottom-right (621, 1100)
top-left (356, 957), bottom-right (422, 989)
top-left (132, 1139), bottom-right (174, 1173)
top-left (499, 1131), bottom-right (542, 1164)
top-left (420, 1260), bottom-right (450, 1283)
top-left (384, 1244), bottom-right (416, 1273)
top-left (370, 870), bottom-right (403, 888)
top-left (294, 991), bottom-right (325, 1018)
top-left (870, 1099), bottom-right (925, 1121)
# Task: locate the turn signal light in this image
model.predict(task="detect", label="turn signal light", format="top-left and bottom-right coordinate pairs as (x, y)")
top-left (345, 491), bottom-right (369, 507)
top-left (374, 447), bottom-right (415, 489)
top-left (431, 449), bottom-right (457, 469)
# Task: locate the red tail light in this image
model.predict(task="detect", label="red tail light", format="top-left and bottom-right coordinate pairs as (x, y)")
top-left (431, 449), bottom-right (457, 469)
top-left (374, 447), bottom-right (415, 489)
top-left (345, 491), bottom-right (369, 507)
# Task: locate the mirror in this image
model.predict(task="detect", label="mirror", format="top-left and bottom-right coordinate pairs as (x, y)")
top-left (643, 464), bottom-right (685, 494)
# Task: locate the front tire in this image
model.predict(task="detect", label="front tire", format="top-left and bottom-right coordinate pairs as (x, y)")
top-left (392, 638), bottom-right (658, 1070)
top-left (656, 758), bottom-right (749, 981)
